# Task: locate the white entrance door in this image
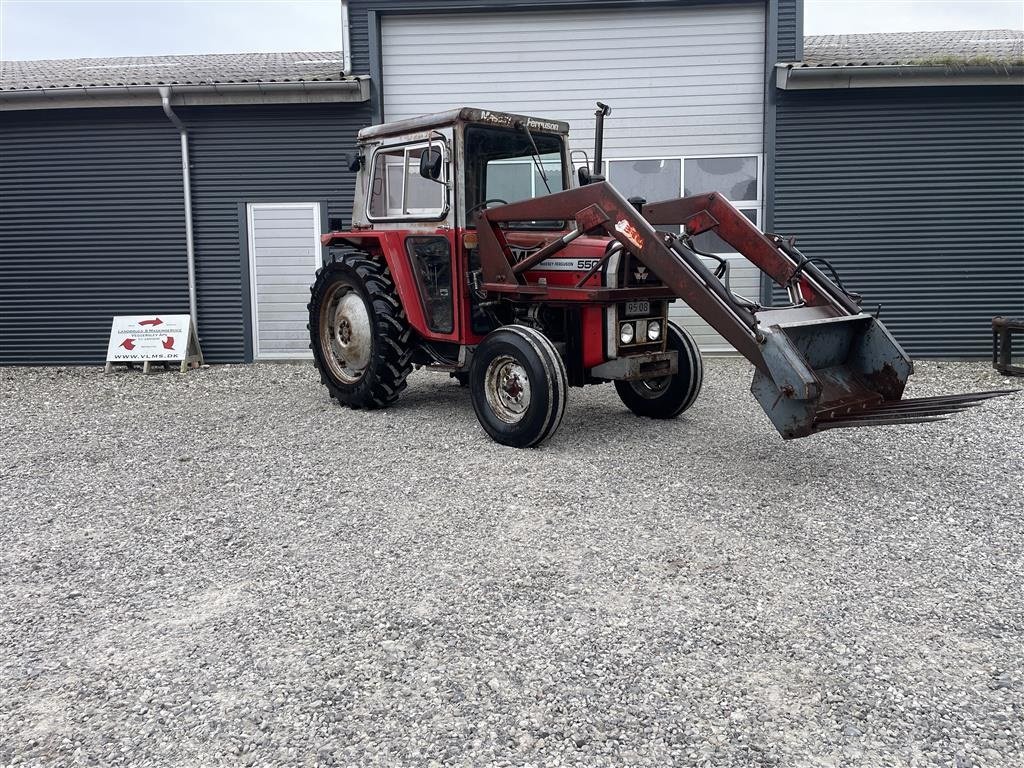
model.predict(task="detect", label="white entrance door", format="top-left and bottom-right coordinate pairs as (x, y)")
top-left (247, 202), bottom-right (322, 360)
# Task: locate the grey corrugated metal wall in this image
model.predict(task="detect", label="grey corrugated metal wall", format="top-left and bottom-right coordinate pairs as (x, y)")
top-left (0, 102), bottom-right (369, 364)
top-left (349, 0), bottom-right (771, 80)
top-left (774, 85), bottom-right (1024, 357)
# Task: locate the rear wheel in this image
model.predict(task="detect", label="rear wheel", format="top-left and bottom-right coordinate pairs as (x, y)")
top-left (615, 321), bottom-right (703, 419)
top-left (470, 325), bottom-right (568, 448)
top-left (308, 253), bottom-right (413, 408)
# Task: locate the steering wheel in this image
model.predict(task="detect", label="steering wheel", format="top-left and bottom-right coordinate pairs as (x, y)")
top-left (467, 198), bottom-right (509, 221)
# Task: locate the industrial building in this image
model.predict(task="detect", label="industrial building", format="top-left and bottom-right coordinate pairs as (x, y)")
top-left (1, 1), bottom-right (1021, 364)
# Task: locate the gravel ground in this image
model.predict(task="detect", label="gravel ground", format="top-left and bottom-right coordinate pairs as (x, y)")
top-left (1, 359), bottom-right (1022, 768)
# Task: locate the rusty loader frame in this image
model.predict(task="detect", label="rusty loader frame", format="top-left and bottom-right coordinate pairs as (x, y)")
top-left (477, 182), bottom-right (1013, 438)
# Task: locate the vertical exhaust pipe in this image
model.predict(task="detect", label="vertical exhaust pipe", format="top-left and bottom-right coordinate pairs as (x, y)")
top-left (593, 101), bottom-right (611, 177)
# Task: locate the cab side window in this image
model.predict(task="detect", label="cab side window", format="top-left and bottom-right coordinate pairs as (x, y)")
top-left (406, 236), bottom-right (453, 333)
top-left (368, 144), bottom-right (447, 219)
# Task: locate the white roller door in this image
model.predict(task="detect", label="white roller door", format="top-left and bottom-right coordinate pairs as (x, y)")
top-left (381, 5), bottom-right (766, 351)
top-left (247, 202), bottom-right (321, 360)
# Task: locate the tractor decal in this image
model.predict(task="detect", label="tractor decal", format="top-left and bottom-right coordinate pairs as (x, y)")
top-left (615, 218), bottom-right (645, 250)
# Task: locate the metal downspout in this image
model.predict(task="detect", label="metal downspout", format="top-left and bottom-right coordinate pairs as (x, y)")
top-left (340, 1), bottom-right (352, 75)
top-left (158, 86), bottom-right (198, 334)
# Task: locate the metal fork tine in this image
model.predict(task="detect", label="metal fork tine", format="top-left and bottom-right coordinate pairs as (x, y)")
top-left (869, 390), bottom-right (1016, 410)
top-left (814, 387), bottom-right (1018, 431)
top-left (818, 405), bottom-right (975, 423)
top-left (816, 400), bottom-right (985, 422)
top-left (817, 415), bottom-right (951, 431)
top-left (869, 401), bottom-right (979, 415)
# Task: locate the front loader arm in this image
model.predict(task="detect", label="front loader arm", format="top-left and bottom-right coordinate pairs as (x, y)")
top-left (642, 193), bottom-right (861, 316)
top-left (478, 182), bottom-right (769, 371)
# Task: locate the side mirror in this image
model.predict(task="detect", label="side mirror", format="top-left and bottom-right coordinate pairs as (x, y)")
top-left (419, 148), bottom-right (443, 181)
top-left (578, 166), bottom-right (605, 186)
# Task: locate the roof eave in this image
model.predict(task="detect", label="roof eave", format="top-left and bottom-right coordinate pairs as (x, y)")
top-left (776, 63), bottom-right (1024, 90)
top-left (0, 76), bottom-right (370, 111)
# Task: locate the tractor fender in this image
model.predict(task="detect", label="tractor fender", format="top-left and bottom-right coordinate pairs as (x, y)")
top-left (320, 231), bottom-right (440, 341)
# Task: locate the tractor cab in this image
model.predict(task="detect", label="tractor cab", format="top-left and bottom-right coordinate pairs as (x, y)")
top-left (350, 107), bottom-right (572, 231)
top-left (337, 108), bottom-right (606, 356)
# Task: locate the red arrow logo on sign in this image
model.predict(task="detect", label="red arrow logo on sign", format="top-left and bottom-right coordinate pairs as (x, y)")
top-left (120, 338), bottom-right (137, 350)
top-left (161, 336), bottom-right (175, 350)
top-left (138, 317), bottom-right (163, 326)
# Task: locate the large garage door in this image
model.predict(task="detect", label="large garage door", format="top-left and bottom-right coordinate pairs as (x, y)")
top-left (246, 202), bottom-right (321, 360)
top-left (381, 4), bottom-right (766, 351)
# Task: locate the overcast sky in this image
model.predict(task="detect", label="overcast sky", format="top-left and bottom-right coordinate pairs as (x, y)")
top-left (1, 0), bottom-right (1022, 61)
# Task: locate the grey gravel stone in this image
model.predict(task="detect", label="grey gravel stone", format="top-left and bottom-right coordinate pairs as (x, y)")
top-left (1, 359), bottom-right (1022, 767)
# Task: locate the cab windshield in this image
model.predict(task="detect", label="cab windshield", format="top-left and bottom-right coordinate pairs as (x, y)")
top-left (464, 124), bottom-right (567, 228)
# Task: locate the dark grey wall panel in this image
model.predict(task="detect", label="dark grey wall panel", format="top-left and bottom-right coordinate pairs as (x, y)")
top-left (774, 86), bottom-right (1024, 357)
top-left (776, 0), bottom-right (801, 61)
top-left (0, 102), bottom-right (371, 365)
top-left (0, 108), bottom-right (189, 365)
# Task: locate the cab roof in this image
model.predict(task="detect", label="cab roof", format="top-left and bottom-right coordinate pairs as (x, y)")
top-left (357, 107), bottom-right (570, 141)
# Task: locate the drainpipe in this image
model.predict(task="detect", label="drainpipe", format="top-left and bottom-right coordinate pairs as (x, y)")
top-left (340, 0), bottom-right (352, 75)
top-left (158, 86), bottom-right (198, 334)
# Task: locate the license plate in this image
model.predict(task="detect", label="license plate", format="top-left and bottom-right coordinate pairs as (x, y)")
top-left (624, 300), bottom-right (650, 317)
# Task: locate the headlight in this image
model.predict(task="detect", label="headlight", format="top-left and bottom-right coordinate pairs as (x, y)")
top-left (620, 323), bottom-right (635, 344)
top-left (647, 320), bottom-right (661, 341)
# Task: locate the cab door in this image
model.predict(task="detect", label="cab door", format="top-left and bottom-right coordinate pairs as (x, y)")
top-left (404, 231), bottom-right (459, 339)
top-left (365, 129), bottom-right (462, 343)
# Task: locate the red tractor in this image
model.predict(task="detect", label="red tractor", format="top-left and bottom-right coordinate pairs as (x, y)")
top-left (310, 105), bottom-right (1010, 447)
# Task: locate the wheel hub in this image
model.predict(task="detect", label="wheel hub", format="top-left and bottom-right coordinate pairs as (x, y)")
top-left (320, 286), bottom-right (372, 384)
top-left (631, 375), bottom-right (670, 399)
top-left (485, 355), bottom-right (532, 424)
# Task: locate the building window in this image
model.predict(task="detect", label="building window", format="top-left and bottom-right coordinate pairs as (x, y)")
top-left (607, 159), bottom-right (681, 204)
top-left (367, 143), bottom-right (447, 220)
top-left (684, 156), bottom-right (758, 201)
top-left (606, 153), bottom-right (762, 254)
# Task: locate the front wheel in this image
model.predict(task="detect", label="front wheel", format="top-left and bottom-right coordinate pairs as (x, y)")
top-left (615, 322), bottom-right (703, 419)
top-left (469, 325), bottom-right (568, 448)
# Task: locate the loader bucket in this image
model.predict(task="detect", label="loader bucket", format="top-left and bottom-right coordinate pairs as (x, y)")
top-left (750, 311), bottom-right (1011, 438)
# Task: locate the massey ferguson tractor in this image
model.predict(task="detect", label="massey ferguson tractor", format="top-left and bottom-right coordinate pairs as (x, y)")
top-left (309, 105), bottom-right (1011, 447)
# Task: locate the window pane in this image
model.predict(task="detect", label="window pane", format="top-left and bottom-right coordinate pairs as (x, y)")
top-left (465, 124), bottom-right (567, 228)
top-left (407, 236), bottom-right (453, 333)
top-left (690, 209), bottom-right (758, 253)
top-left (405, 146), bottom-right (444, 213)
top-left (385, 161), bottom-right (403, 213)
top-left (608, 158), bottom-right (681, 203)
top-left (486, 160), bottom-right (532, 202)
top-left (368, 148), bottom-right (404, 217)
top-left (533, 157), bottom-right (565, 194)
top-left (369, 145), bottom-right (445, 218)
top-left (684, 156), bottom-right (758, 201)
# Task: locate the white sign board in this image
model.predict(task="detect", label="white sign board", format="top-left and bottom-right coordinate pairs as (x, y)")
top-left (105, 315), bottom-right (203, 373)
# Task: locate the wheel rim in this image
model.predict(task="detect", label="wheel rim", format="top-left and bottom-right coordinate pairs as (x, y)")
top-left (630, 376), bottom-right (671, 400)
top-left (484, 355), bottom-right (532, 424)
top-left (319, 283), bottom-right (372, 384)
